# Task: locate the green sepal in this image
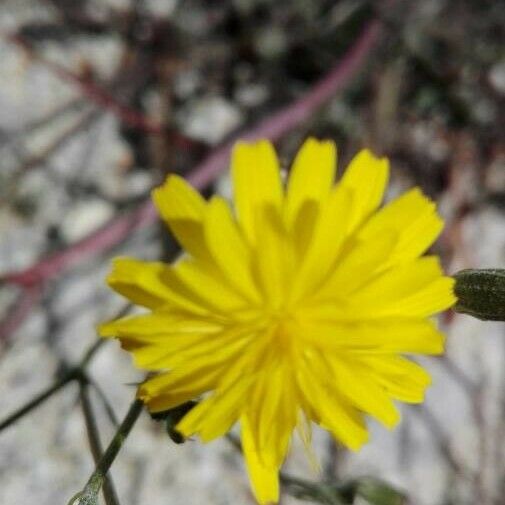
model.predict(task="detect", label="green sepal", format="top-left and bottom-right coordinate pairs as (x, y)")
top-left (149, 401), bottom-right (197, 444)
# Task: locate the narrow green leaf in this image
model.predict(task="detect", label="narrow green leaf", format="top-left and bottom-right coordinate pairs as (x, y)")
top-left (356, 477), bottom-right (407, 505)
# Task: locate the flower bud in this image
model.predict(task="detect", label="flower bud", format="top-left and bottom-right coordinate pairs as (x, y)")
top-left (454, 269), bottom-right (505, 321)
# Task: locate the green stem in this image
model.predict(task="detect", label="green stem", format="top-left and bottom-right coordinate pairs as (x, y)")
top-left (0, 305), bottom-right (129, 433)
top-left (280, 474), bottom-right (345, 505)
top-left (0, 368), bottom-right (78, 431)
top-left (80, 339), bottom-right (106, 367)
top-left (87, 377), bottom-right (119, 427)
top-left (68, 399), bottom-right (144, 505)
top-left (0, 340), bottom-right (104, 433)
top-left (79, 381), bottom-right (121, 505)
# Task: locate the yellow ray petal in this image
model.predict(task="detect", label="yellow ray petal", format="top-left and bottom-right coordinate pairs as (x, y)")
top-left (141, 326), bottom-right (253, 371)
top-left (358, 188), bottom-right (443, 264)
top-left (99, 312), bottom-right (223, 365)
top-left (153, 174), bottom-right (205, 221)
top-left (290, 200), bottom-right (319, 258)
top-left (152, 175), bottom-right (212, 264)
top-left (358, 255), bottom-right (443, 297)
top-left (176, 336), bottom-right (268, 441)
top-left (138, 332), bottom-right (252, 401)
top-left (296, 357), bottom-right (368, 450)
top-left (172, 259), bottom-right (248, 312)
top-left (350, 257), bottom-right (456, 318)
top-left (359, 355), bottom-right (432, 403)
top-left (106, 257), bottom-right (205, 313)
top-left (296, 411), bottom-right (320, 473)
top-left (129, 334), bottom-right (224, 369)
top-left (307, 221), bottom-right (396, 304)
top-left (140, 363), bottom-right (221, 400)
top-left (139, 368), bottom-right (220, 412)
top-left (298, 319), bottom-right (445, 355)
top-left (246, 361), bottom-right (296, 465)
top-left (176, 375), bottom-right (252, 442)
top-left (162, 259), bottom-right (249, 315)
top-left (323, 355), bottom-right (400, 428)
top-left (288, 186), bottom-right (353, 303)
top-left (204, 196), bottom-right (260, 302)
top-left (241, 414), bottom-right (280, 505)
top-left (339, 149), bottom-right (389, 232)
top-left (390, 277), bottom-right (456, 317)
top-left (99, 312), bottom-right (221, 339)
top-left (232, 141), bottom-right (283, 244)
top-left (142, 391), bottom-right (202, 412)
top-left (284, 138), bottom-right (336, 227)
top-left (251, 205), bottom-right (294, 306)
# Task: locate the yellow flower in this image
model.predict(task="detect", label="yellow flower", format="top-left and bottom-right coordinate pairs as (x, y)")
top-left (100, 139), bottom-right (455, 504)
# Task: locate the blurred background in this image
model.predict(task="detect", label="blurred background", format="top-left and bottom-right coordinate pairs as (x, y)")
top-left (0, 1), bottom-right (504, 504)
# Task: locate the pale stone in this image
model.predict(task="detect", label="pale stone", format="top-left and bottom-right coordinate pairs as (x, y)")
top-left (60, 199), bottom-right (114, 243)
top-left (178, 96), bottom-right (243, 145)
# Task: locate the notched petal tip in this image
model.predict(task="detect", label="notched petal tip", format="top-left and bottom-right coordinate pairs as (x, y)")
top-left (298, 136), bottom-right (337, 155)
top-left (383, 409), bottom-right (402, 430)
top-left (427, 328), bottom-right (446, 356)
top-left (106, 256), bottom-right (142, 285)
top-left (231, 138), bottom-right (283, 244)
top-left (231, 140), bottom-right (278, 170)
top-left (338, 148), bottom-right (390, 231)
top-left (233, 138), bottom-right (275, 149)
top-left (335, 428), bottom-right (370, 452)
top-left (152, 173), bottom-right (206, 222)
top-left (356, 147), bottom-right (389, 163)
top-left (151, 174), bottom-right (180, 209)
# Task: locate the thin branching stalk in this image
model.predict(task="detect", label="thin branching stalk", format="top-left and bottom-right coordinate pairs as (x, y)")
top-left (68, 399), bottom-right (144, 505)
top-left (79, 381), bottom-right (121, 505)
top-left (0, 368), bottom-right (78, 431)
top-left (87, 377), bottom-right (120, 427)
top-left (0, 339), bottom-right (105, 432)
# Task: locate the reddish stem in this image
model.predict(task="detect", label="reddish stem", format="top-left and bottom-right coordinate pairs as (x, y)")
top-left (8, 34), bottom-right (165, 135)
top-left (0, 286), bottom-right (42, 344)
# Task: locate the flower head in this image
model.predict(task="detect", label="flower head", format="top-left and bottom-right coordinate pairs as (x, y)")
top-left (100, 139), bottom-right (455, 504)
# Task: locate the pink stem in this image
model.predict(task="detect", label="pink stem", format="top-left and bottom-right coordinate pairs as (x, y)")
top-left (0, 287), bottom-right (42, 344)
top-left (8, 34), bottom-right (165, 135)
